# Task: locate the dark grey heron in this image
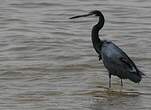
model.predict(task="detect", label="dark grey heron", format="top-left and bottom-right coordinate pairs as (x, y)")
top-left (70, 10), bottom-right (144, 88)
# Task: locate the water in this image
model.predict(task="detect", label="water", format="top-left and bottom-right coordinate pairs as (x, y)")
top-left (0, 0), bottom-right (150, 110)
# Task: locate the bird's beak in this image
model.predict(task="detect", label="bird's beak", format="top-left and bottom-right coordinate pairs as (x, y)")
top-left (69, 13), bottom-right (93, 19)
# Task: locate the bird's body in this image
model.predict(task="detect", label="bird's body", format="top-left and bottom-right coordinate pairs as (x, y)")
top-left (101, 40), bottom-right (142, 83)
top-left (70, 10), bottom-right (144, 88)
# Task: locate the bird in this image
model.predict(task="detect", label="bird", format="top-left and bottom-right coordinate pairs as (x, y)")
top-left (69, 10), bottom-right (145, 88)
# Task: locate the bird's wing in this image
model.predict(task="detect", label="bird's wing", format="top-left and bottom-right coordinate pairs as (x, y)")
top-left (112, 43), bottom-right (139, 73)
top-left (120, 56), bottom-right (137, 72)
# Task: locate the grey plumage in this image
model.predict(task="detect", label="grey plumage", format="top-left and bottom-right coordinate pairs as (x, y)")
top-left (101, 40), bottom-right (143, 83)
top-left (70, 10), bottom-right (144, 88)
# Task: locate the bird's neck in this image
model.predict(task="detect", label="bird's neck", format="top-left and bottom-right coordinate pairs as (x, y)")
top-left (91, 17), bottom-right (104, 54)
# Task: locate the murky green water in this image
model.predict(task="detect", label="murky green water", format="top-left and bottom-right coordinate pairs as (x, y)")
top-left (0, 0), bottom-right (150, 110)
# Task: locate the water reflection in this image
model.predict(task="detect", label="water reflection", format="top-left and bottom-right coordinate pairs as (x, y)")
top-left (91, 91), bottom-right (142, 110)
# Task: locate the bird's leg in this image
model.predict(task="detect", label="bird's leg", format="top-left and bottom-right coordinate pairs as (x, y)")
top-left (120, 79), bottom-right (123, 87)
top-left (109, 74), bottom-right (111, 88)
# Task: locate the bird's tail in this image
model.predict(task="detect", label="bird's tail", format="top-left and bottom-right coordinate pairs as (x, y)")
top-left (138, 70), bottom-right (145, 76)
top-left (128, 71), bottom-right (144, 83)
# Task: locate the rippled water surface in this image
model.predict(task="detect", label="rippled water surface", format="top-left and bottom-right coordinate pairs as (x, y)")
top-left (0, 0), bottom-right (151, 110)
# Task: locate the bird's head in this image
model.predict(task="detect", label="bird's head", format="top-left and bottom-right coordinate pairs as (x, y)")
top-left (89, 10), bottom-right (103, 17)
top-left (70, 10), bottom-right (103, 19)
